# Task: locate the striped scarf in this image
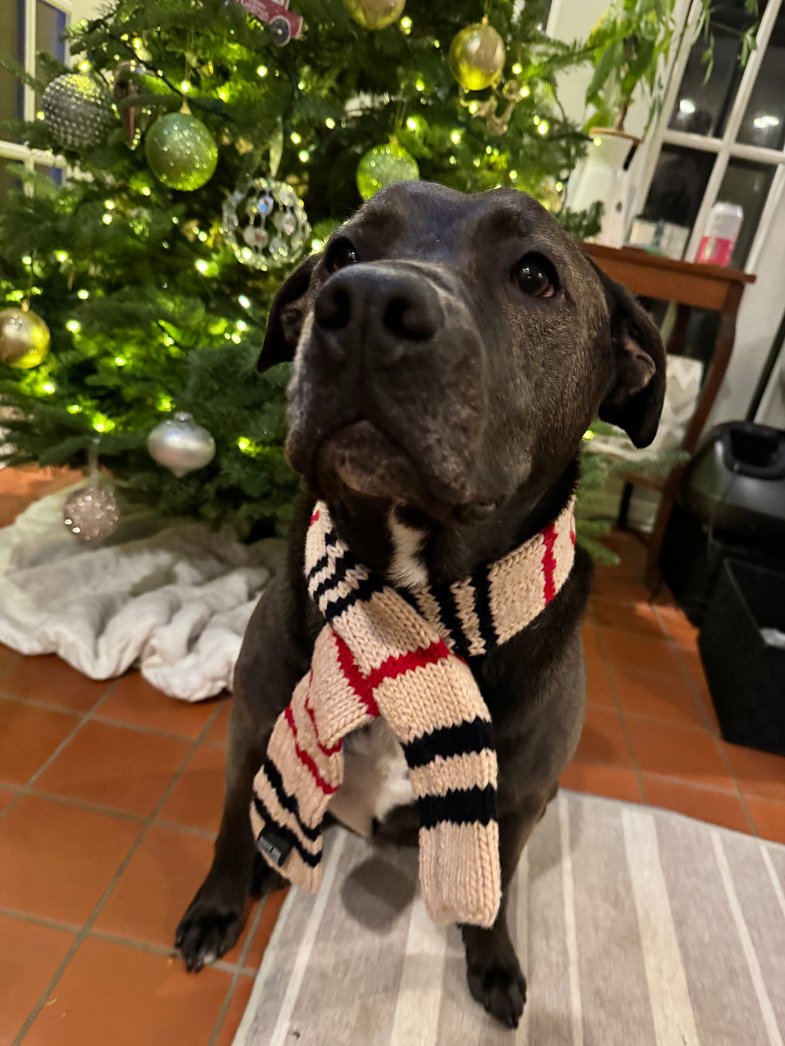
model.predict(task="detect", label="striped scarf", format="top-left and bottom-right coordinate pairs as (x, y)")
top-left (251, 499), bottom-right (576, 928)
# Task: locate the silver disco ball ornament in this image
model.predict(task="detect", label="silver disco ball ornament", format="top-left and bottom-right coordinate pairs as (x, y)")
top-left (222, 173), bottom-right (310, 271)
top-left (147, 411), bottom-right (216, 477)
top-left (63, 485), bottom-right (120, 542)
top-left (42, 73), bottom-right (115, 151)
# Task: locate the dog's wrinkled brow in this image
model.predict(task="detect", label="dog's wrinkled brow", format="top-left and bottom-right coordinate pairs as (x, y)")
top-left (474, 204), bottom-right (540, 242)
top-left (348, 203), bottom-right (402, 240)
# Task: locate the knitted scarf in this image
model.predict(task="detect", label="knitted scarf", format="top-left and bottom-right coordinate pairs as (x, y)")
top-left (250, 498), bottom-right (576, 928)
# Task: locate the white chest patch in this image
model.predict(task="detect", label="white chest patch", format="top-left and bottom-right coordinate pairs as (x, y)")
top-left (387, 507), bottom-right (428, 589)
top-left (327, 720), bottom-right (414, 837)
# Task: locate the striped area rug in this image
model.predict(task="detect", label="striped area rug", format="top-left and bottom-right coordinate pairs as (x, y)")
top-left (234, 793), bottom-right (785, 1046)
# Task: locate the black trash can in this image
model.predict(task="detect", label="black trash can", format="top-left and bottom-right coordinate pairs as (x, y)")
top-left (699, 559), bottom-right (785, 755)
top-left (661, 421), bottom-right (785, 624)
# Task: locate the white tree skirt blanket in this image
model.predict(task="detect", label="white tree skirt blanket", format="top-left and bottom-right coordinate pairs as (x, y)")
top-left (0, 484), bottom-right (285, 701)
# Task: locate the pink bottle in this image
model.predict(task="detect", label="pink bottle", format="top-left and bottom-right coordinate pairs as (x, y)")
top-left (696, 202), bottom-right (744, 267)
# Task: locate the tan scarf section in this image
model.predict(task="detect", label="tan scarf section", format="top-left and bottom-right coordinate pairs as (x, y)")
top-left (250, 498), bottom-right (576, 928)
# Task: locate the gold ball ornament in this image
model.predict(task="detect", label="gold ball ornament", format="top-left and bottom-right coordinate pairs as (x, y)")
top-left (344, 0), bottom-right (406, 30)
top-left (356, 142), bottom-right (419, 201)
top-left (145, 112), bottom-right (218, 192)
top-left (0, 307), bottom-right (51, 369)
top-left (449, 22), bottom-right (507, 92)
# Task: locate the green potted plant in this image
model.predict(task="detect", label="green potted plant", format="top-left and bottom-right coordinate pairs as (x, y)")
top-left (570, 0), bottom-right (681, 244)
top-left (571, 0), bottom-right (759, 245)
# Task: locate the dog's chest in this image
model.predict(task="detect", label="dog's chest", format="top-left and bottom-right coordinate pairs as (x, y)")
top-left (324, 508), bottom-right (426, 835)
top-left (327, 720), bottom-right (413, 837)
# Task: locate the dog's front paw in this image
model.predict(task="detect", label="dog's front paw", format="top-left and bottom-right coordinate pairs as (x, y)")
top-left (467, 954), bottom-right (527, 1029)
top-left (175, 892), bottom-right (244, 973)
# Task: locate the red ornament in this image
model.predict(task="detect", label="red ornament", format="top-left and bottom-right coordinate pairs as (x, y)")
top-left (235, 0), bottom-right (304, 45)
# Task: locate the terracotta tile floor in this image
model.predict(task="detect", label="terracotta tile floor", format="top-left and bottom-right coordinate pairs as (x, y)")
top-left (1, 469), bottom-right (784, 1044)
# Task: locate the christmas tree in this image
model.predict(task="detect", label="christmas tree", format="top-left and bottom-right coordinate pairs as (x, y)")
top-left (0, 0), bottom-right (597, 538)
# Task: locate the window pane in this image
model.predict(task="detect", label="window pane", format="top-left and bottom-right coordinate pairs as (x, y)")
top-left (714, 158), bottom-right (775, 267)
top-left (35, 162), bottom-right (63, 185)
top-left (641, 144), bottom-right (716, 230)
top-left (669, 0), bottom-right (765, 139)
top-left (0, 0), bottom-right (25, 130)
top-left (738, 7), bottom-right (785, 149)
top-left (35, 0), bottom-right (67, 73)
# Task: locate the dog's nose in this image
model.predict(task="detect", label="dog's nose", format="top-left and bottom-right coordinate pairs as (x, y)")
top-left (313, 265), bottom-right (441, 363)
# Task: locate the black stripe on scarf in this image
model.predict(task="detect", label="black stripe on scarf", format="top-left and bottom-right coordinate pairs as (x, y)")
top-left (470, 566), bottom-right (498, 651)
top-left (397, 588), bottom-right (421, 614)
top-left (261, 756), bottom-right (322, 843)
top-left (403, 717), bottom-right (495, 770)
top-left (252, 793), bottom-right (321, 868)
top-left (429, 580), bottom-right (470, 658)
top-left (304, 529), bottom-right (339, 584)
top-left (321, 574), bottom-right (384, 621)
top-left (305, 552), bottom-right (330, 584)
top-left (416, 785), bottom-right (497, 829)
top-left (310, 546), bottom-right (359, 603)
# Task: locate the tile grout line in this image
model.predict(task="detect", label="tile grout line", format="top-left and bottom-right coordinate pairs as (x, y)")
top-left (0, 783), bottom-right (220, 836)
top-left (591, 623), bottom-right (647, 802)
top-left (0, 907), bottom-right (82, 935)
top-left (0, 678), bottom-right (123, 825)
top-left (86, 927), bottom-right (254, 977)
top-left (595, 596), bottom-right (765, 839)
top-left (716, 758), bottom-right (759, 837)
top-left (0, 908), bottom-right (252, 978)
top-left (208, 898), bottom-right (268, 1046)
top-left (0, 688), bottom-right (218, 743)
top-left (11, 699), bottom-right (225, 1045)
top-left (592, 590), bottom-right (769, 832)
top-left (1, 786), bottom-right (148, 824)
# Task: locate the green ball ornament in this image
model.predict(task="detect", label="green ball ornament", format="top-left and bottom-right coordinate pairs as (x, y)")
top-left (449, 22), bottom-right (507, 92)
top-left (42, 73), bottom-right (115, 151)
top-left (0, 307), bottom-right (51, 369)
top-left (145, 113), bottom-right (218, 191)
top-left (344, 0), bottom-right (406, 30)
top-left (356, 142), bottom-right (419, 201)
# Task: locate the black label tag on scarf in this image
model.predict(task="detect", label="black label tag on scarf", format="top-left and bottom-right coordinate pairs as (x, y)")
top-left (257, 825), bottom-right (293, 867)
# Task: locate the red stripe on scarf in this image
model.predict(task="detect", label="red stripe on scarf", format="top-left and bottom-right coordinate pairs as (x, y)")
top-left (284, 704), bottom-right (338, 795)
top-left (335, 634), bottom-right (381, 717)
top-left (542, 523), bottom-right (558, 604)
top-left (365, 639), bottom-right (452, 690)
top-left (304, 694), bottom-right (343, 756)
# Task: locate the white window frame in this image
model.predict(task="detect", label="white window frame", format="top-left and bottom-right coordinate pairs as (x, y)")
top-left (632, 0), bottom-right (785, 272)
top-left (0, 0), bottom-right (71, 178)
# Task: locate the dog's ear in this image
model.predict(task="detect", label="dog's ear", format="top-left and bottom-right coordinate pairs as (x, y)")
top-left (258, 252), bottom-right (321, 372)
top-left (593, 263), bottom-right (666, 448)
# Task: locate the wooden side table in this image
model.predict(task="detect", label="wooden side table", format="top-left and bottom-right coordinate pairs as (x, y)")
top-left (582, 244), bottom-right (756, 590)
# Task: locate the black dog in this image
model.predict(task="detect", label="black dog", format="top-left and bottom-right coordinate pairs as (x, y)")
top-left (176, 182), bottom-right (665, 1028)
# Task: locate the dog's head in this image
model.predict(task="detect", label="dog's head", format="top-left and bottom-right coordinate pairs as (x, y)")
top-left (261, 182), bottom-right (665, 523)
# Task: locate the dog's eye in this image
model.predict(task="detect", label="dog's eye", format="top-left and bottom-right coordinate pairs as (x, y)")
top-left (325, 238), bottom-right (359, 274)
top-left (513, 254), bottom-right (558, 299)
